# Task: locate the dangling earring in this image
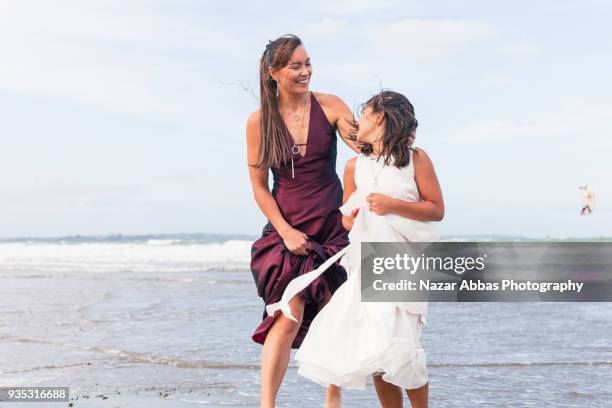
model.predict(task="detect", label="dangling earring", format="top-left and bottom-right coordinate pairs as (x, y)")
top-left (275, 80), bottom-right (279, 97)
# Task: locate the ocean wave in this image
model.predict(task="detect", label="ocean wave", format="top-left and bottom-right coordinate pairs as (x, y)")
top-left (0, 240), bottom-right (253, 274)
top-left (2, 334), bottom-right (611, 372)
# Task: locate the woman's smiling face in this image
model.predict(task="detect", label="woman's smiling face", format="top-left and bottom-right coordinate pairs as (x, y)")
top-left (270, 45), bottom-right (312, 95)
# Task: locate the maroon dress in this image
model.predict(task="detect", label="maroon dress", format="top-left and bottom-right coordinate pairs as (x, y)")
top-left (251, 92), bottom-right (349, 349)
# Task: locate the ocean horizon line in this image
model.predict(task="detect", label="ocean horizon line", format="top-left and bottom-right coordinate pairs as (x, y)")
top-left (1, 232), bottom-right (611, 243)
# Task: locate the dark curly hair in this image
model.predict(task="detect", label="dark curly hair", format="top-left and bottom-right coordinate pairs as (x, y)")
top-left (349, 89), bottom-right (418, 168)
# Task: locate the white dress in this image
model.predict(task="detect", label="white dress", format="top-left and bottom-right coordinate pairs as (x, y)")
top-left (266, 150), bottom-right (438, 390)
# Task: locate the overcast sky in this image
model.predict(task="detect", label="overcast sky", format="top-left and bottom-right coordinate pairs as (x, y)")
top-left (1, 0), bottom-right (611, 239)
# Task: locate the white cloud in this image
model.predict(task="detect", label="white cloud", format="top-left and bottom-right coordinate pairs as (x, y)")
top-left (370, 19), bottom-right (495, 60)
top-left (305, 18), bottom-right (495, 62)
top-left (448, 99), bottom-right (612, 143)
top-left (302, 18), bottom-right (349, 38)
top-left (309, 0), bottom-right (400, 15)
top-left (499, 42), bottom-right (541, 58)
top-left (480, 74), bottom-right (520, 89)
top-left (304, 18), bottom-right (496, 88)
top-left (0, 0), bottom-right (496, 119)
top-left (0, 1), bottom-right (242, 120)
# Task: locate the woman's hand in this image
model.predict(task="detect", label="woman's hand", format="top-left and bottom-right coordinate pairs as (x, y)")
top-left (342, 208), bottom-right (359, 231)
top-left (366, 193), bottom-right (394, 215)
top-left (408, 130), bottom-right (416, 147)
top-left (279, 226), bottom-right (310, 256)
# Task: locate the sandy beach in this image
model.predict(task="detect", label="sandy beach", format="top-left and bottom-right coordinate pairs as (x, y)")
top-left (1, 238), bottom-right (612, 407)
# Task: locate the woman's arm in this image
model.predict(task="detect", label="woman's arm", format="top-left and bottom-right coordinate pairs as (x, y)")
top-left (246, 111), bottom-right (310, 255)
top-left (317, 92), bottom-right (416, 153)
top-left (366, 148), bottom-right (444, 221)
top-left (341, 157), bottom-right (358, 231)
top-left (315, 93), bottom-right (360, 153)
top-left (332, 96), bottom-right (362, 154)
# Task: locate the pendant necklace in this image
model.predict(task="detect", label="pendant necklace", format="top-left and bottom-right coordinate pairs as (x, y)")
top-left (291, 143), bottom-right (306, 178)
top-left (288, 96), bottom-right (310, 179)
top-left (370, 156), bottom-right (385, 185)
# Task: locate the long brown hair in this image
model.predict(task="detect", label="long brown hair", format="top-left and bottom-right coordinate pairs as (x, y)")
top-left (358, 90), bottom-right (418, 168)
top-left (255, 34), bottom-right (303, 169)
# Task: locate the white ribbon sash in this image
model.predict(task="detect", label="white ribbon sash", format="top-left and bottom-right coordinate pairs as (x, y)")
top-left (265, 244), bottom-right (352, 322)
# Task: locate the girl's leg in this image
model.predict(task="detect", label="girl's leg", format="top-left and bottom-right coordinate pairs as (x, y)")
top-left (320, 288), bottom-right (342, 408)
top-left (260, 294), bottom-right (305, 408)
top-left (373, 375), bottom-right (403, 408)
top-left (406, 383), bottom-right (428, 408)
top-left (325, 384), bottom-right (342, 408)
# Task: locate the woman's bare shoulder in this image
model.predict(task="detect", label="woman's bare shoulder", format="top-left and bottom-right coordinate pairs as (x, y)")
top-left (313, 91), bottom-right (350, 126)
top-left (247, 109), bottom-right (261, 126)
top-left (312, 91), bottom-right (344, 108)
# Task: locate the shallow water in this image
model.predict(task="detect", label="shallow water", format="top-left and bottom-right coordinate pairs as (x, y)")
top-left (1, 240), bottom-right (611, 407)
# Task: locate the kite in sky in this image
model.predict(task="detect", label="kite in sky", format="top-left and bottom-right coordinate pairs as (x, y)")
top-left (578, 185), bottom-right (596, 216)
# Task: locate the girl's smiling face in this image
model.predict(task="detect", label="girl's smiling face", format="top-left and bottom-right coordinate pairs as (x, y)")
top-left (356, 105), bottom-right (384, 150)
top-left (269, 45), bottom-right (312, 95)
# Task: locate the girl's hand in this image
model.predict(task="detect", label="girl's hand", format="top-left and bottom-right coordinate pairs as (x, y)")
top-left (366, 193), bottom-right (394, 215)
top-left (279, 226), bottom-right (310, 256)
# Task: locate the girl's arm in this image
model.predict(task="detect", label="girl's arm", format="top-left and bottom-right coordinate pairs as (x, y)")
top-left (341, 157), bottom-right (358, 231)
top-left (246, 111), bottom-right (310, 255)
top-left (366, 148), bottom-right (444, 221)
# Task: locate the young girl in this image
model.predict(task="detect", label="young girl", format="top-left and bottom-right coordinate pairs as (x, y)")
top-left (266, 90), bottom-right (444, 408)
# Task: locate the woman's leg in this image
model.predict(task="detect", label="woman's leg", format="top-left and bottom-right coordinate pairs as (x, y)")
top-left (373, 375), bottom-right (403, 408)
top-left (260, 294), bottom-right (305, 408)
top-left (406, 383), bottom-right (428, 408)
top-left (320, 288), bottom-right (342, 408)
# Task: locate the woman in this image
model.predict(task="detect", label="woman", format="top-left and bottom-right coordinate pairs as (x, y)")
top-left (246, 34), bottom-right (359, 408)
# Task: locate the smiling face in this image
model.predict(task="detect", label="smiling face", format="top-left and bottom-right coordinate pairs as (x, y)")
top-left (356, 104), bottom-right (385, 150)
top-left (269, 45), bottom-right (312, 96)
